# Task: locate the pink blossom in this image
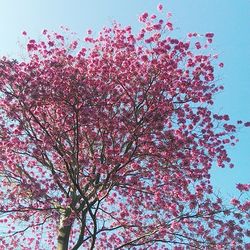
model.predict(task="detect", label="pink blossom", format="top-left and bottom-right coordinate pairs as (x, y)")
top-left (230, 198), bottom-right (240, 206)
top-left (139, 12), bottom-right (148, 22)
top-left (207, 38), bottom-right (213, 43)
top-left (167, 12), bottom-right (172, 18)
top-left (236, 183), bottom-right (250, 192)
top-left (166, 22), bottom-right (173, 31)
top-left (195, 42), bottom-right (201, 49)
top-left (141, 55), bottom-right (148, 62)
top-left (219, 62), bottom-right (224, 68)
top-left (157, 3), bottom-right (163, 12)
top-left (240, 201), bottom-right (250, 211)
top-left (245, 243), bottom-right (250, 249)
top-left (244, 122), bottom-right (250, 127)
top-left (48, 41), bottom-right (54, 47)
top-left (205, 32), bottom-right (214, 38)
top-left (69, 40), bottom-right (78, 50)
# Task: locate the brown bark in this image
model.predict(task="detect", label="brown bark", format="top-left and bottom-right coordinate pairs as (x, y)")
top-left (57, 208), bottom-right (72, 250)
top-left (57, 223), bottom-right (72, 250)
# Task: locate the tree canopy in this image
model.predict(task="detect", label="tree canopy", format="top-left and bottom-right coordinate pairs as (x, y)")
top-left (0, 5), bottom-right (249, 250)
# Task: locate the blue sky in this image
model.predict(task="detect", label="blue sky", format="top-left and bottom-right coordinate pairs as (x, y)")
top-left (0, 0), bottom-right (249, 198)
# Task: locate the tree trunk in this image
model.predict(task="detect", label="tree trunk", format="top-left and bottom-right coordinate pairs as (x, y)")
top-left (57, 223), bottom-right (72, 250)
top-left (57, 209), bottom-right (72, 250)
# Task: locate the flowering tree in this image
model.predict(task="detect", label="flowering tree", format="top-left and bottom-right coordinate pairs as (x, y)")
top-left (0, 5), bottom-right (249, 250)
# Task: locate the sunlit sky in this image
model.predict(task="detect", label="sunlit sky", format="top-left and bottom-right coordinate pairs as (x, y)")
top-left (0, 0), bottom-right (249, 198)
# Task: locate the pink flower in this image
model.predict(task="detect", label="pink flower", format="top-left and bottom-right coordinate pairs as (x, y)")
top-left (230, 198), bottom-right (240, 206)
top-left (139, 12), bottom-right (148, 22)
top-left (244, 122), bottom-right (250, 127)
top-left (240, 201), bottom-right (250, 211)
top-left (166, 22), bottom-right (173, 31)
top-left (167, 12), bottom-right (172, 18)
top-left (205, 32), bottom-right (214, 38)
top-left (195, 42), bottom-right (201, 49)
top-left (236, 183), bottom-right (250, 192)
top-left (22, 31), bottom-right (27, 36)
top-left (245, 243), bottom-right (250, 249)
top-left (141, 55), bottom-right (148, 62)
top-left (153, 24), bottom-right (161, 30)
top-left (48, 41), bottom-right (54, 47)
top-left (27, 40), bottom-right (37, 51)
top-left (207, 38), bottom-right (213, 44)
top-left (157, 4), bottom-right (163, 12)
top-left (69, 40), bottom-right (78, 50)
top-left (219, 62), bottom-right (224, 68)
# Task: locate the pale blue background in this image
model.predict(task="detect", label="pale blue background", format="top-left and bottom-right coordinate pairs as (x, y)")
top-left (0, 0), bottom-right (249, 199)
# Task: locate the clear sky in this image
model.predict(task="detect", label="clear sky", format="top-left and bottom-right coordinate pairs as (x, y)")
top-left (0, 0), bottom-right (249, 199)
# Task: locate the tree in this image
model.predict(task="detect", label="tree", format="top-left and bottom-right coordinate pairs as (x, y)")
top-left (0, 5), bottom-right (249, 250)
